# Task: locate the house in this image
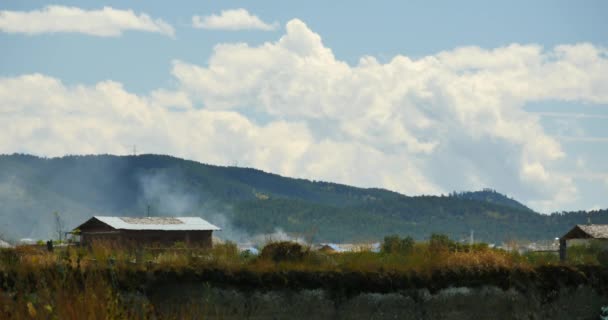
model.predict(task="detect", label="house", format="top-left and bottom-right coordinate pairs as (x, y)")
top-left (559, 224), bottom-right (608, 261)
top-left (73, 216), bottom-right (220, 248)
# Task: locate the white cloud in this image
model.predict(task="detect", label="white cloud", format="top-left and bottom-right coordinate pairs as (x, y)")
top-left (0, 5), bottom-right (174, 37)
top-left (2, 19), bottom-right (608, 212)
top-left (534, 112), bottom-right (608, 120)
top-left (148, 89), bottom-right (193, 110)
top-left (192, 9), bottom-right (277, 31)
top-left (169, 19), bottom-right (608, 210)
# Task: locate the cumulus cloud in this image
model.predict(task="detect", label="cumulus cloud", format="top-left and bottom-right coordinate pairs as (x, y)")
top-left (192, 9), bottom-right (277, 31)
top-left (170, 19), bottom-right (608, 210)
top-left (0, 5), bottom-right (174, 37)
top-left (2, 19), bottom-right (608, 212)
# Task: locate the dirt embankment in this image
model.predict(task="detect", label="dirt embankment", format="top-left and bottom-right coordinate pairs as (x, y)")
top-left (140, 266), bottom-right (608, 319)
top-left (2, 266), bottom-right (608, 319)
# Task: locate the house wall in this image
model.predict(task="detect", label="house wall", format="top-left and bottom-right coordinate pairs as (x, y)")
top-left (566, 239), bottom-right (608, 250)
top-left (81, 229), bottom-right (213, 248)
top-left (79, 220), bottom-right (117, 245)
top-left (120, 230), bottom-right (213, 248)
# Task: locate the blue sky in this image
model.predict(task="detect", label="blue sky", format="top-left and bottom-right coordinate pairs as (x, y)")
top-left (1, 1), bottom-right (607, 212)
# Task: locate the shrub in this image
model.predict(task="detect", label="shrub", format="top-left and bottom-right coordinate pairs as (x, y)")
top-left (567, 243), bottom-right (602, 265)
top-left (597, 250), bottom-right (608, 267)
top-left (381, 235), bottom-right (414, 255)
top-left (173, 241), bottom-right (187, 249)
top-left (429, 233), bottom-right (455, 253)
top-left (0, 248), bottom-right (19, 269)
top-left (260, 241), bottom-right (307, 263)
top-left (211, 241), bottom-right (240, 266)
top-left (523, 251), bottom-right (559, 265)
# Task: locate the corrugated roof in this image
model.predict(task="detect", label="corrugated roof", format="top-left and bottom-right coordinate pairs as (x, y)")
top-left (577, 224), bottom-right (608, 239)
top-left (93, 216), bottom-right (221, 231)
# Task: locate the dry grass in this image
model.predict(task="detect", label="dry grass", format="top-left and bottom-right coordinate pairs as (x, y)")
top-left (0, 240), bottom-right (588, 319)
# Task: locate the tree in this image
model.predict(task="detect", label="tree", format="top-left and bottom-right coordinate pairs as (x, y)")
top-left (382, 235), bottom-right (414, 255)
top-left (53, 211), bottom-right (64, 242)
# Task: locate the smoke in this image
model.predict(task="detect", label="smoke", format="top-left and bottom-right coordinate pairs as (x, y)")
top-left (137, 169), bottom-right (199, 216)
top-left (137, 169), bottom-right (307, 247)
top-left (249, 228), bottom-right (307, 247)
top-left (137, 169), bottom-right (258, 244)
top-left (206, 212), bottom-right (250, 243)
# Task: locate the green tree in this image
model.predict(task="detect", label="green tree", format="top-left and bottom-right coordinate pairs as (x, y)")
top-left (382, 235), bottom-right (415, 255)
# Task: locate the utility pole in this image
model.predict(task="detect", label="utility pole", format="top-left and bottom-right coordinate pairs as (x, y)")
top-left (147, 205), bottom-right (151, 217)
top-left (133, 145), bottom-right (137, 156)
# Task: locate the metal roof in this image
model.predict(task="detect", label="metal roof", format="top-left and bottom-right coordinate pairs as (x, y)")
top-left (92, 216), bottom-right (221, 231)
top-left (576, 224), bottom-right (608, 239)
top-left (561, 224), bottom-right (608, 240)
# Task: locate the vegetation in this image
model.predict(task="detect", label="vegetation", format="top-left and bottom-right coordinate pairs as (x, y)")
top-left (450, 188), bottom-right (532, 211)
top-left (260, 241), bottom-right (308, 263)
top-left (1, 233), bottom-right (607, 319)
top-left (1, 154), bottom-right (608, 243)
top-left (566, 243), bottom-right (608, 266)
top-left (381, 235), bottom-right (414, 255)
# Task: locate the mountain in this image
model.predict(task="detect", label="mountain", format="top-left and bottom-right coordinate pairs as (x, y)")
top-left (451, 189), bottom-right (532, 212)
top-left (0, 154), bottom-right (606, 243)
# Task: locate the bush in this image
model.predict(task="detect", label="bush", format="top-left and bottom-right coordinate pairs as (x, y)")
top-left (381, 235), bottom-right (414, 255)
top-left (597, 250), bottom-right (608, 267)
top-left (429, 233), bottom-right (455, 253)
top-left (260, 241), bottom-right (307, 263)
top-left (567, 243), bottom-right (603, 265)
top-left (212, 242), bottom-right (239, 258)
top-left (0, 248), bottom-right (19, 269)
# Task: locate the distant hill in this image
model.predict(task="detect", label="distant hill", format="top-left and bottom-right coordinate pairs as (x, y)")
top-left (0, 154), bottom-right (606, 243)
top-left (451, 189), bottom-right (532, 212)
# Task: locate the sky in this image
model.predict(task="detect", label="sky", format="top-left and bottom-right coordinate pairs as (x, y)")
top-left (1, 1), bottom-right (607, 213)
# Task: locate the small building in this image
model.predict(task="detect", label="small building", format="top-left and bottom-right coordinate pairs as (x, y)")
top-left (73, 216), bottom-right (220, 248)
top-left (559, 224), bottom-right (608, 261)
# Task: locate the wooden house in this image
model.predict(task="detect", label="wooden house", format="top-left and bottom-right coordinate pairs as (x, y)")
top-left (73, 216), bottom-right (220, 248)
top-left (559, 224), bottom-right (608, 261)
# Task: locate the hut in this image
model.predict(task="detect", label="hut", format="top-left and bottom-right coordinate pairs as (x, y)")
top-left (559, 224), bottom-right (608, 261)
top-left (73, 216), bottom-right (220, 248)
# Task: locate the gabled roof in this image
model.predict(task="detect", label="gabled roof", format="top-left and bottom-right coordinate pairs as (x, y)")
top-left (78, 216), bottom-right (220, 231)
top-left (561, 224), bottom-right (608, 240)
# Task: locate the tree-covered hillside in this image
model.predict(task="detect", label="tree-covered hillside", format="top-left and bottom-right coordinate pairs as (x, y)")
top-left (0, 154), bottom-right (606, 243)
top-left (450, 189), bottom-right (532, 212)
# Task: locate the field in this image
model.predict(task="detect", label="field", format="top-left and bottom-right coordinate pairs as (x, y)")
top-left (1, 237), bottom-right (607, 319)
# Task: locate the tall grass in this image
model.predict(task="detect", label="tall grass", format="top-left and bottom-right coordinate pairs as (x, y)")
top-left (0, 238), bottom-right (598, 319)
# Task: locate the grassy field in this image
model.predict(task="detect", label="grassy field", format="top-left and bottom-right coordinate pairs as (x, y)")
top-left (1, 237), bottom-right (606, 319)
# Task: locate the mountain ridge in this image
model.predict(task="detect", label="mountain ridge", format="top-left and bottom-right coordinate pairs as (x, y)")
top-left (0, 154), bottom-right (606, 243)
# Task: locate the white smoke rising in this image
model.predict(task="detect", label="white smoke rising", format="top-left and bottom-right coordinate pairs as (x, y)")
top-left (138, 170), bottom-right (199, 216)
top-left (249, 228), bottom-right (307, 247)
top-left (136, 170), bottom-right (308, 247)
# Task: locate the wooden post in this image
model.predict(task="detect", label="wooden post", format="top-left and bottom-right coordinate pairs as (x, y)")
top-left (559, 239), bottom-right (567, 261)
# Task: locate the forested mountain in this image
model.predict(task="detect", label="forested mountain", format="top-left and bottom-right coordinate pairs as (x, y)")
top-left (450, 189), bottom-right (532, 212)
top-left (0, 154), bottom-right (606, 243)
